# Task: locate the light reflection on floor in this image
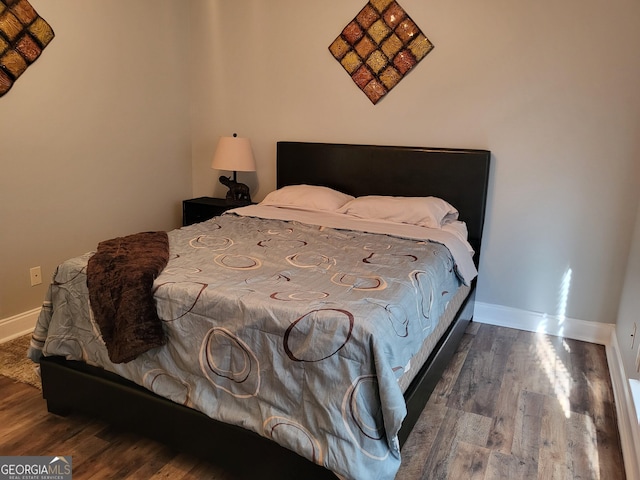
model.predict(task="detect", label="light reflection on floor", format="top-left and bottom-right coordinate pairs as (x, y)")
top-left (534, 335), bottom-right (602, 478)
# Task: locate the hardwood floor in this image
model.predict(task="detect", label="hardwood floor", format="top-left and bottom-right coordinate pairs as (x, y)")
top-left (398, 323), bottom-right (625, 479)
top-left (0, 324), bottom-right (625, 479)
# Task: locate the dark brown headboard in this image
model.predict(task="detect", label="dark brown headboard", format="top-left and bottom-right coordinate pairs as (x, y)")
top-left (277, 142), bottom-right (491, 265)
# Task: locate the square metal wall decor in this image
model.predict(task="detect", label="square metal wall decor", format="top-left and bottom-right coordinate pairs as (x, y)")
top-left (329, 0), bottom-right (433, 105)
top-left (0, 0), bottom-right (54, 97)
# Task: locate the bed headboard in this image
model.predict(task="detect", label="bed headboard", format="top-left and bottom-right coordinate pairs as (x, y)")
top-left (277, 141), bottom-right (491, 265)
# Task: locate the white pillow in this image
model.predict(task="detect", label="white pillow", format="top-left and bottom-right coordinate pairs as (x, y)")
top-left (260, 185), bottom-right (354, 212)
top-left (337, 195), bottom-right (458, 229)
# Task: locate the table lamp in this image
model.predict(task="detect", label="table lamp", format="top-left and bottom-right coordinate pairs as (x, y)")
top-left (211, 133), bottom-right (256, 204)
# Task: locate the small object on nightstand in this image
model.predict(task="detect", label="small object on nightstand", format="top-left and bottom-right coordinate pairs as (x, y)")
top-left (218, 175), bottom-right (251, 203)
top-left (182, 197), bottom-right (250, 226)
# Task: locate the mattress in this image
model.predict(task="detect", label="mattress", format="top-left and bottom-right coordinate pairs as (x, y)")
top-left (396, 283), bottom-right (469, 392)
top-left (29, 209), bottom-right (476, 480)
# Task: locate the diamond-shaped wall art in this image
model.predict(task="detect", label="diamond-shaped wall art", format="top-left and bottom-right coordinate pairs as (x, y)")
top-left (0, 0), bottom-right (54, 97)
top-left (329, 0), bottom-right (433, 105)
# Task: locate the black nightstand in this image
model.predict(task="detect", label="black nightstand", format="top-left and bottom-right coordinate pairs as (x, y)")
top-left (182, 197), bottom-right (249, 226)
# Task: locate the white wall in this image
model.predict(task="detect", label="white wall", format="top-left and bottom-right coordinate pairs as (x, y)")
top-left (0, 0), bottom-right (192, 318)
top-left (190, 0), bottom-right (640, 326)
top-left (617, 202), bottom-right (640, 378)
top-left (612, 198), bottom-right (640, 478)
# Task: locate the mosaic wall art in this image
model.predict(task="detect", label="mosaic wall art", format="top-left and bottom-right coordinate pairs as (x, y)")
top-left (0, 0), bottom-right (54, 97)
top-left (329, 0), bottom-right (433, 105)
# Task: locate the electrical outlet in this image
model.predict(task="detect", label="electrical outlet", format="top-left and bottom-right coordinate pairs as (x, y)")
top-left (30, 266), bottom-right (42, 286)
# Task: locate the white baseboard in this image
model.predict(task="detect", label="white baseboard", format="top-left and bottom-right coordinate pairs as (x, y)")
top-left (474, 301), bottom-right (614, 345)
top-left (474, 302), bottom-right (637, 479)
top-left (0, 308), bottom-right (39, 344)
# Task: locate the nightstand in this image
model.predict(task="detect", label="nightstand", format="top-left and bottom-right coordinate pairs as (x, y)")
top-left (182, 197), bottom-right (249, 226)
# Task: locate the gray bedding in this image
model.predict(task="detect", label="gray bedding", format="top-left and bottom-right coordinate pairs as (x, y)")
top-left (30, 213), bottom-right (466, 480)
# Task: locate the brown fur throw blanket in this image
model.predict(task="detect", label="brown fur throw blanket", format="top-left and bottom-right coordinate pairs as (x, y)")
top-left (87, 231), bottom-right (169, 363)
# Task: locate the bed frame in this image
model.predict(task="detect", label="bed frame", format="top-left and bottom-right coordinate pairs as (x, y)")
top-left (40, 142), bottom-right (491, 479)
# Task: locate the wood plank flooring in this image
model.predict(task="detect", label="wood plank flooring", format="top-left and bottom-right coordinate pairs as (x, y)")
top-left (0, 323), bottom-right (625, 479)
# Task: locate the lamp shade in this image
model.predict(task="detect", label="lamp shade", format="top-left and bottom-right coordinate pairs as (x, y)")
top-left (211, 135), bottom-right (256, 172)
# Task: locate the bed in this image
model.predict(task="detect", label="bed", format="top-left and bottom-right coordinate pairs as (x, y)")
top-left (30, 141), bottom-right (491, 480)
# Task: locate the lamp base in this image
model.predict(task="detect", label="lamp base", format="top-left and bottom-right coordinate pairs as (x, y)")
top-left (218, 175), bottom-right (251, 204)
